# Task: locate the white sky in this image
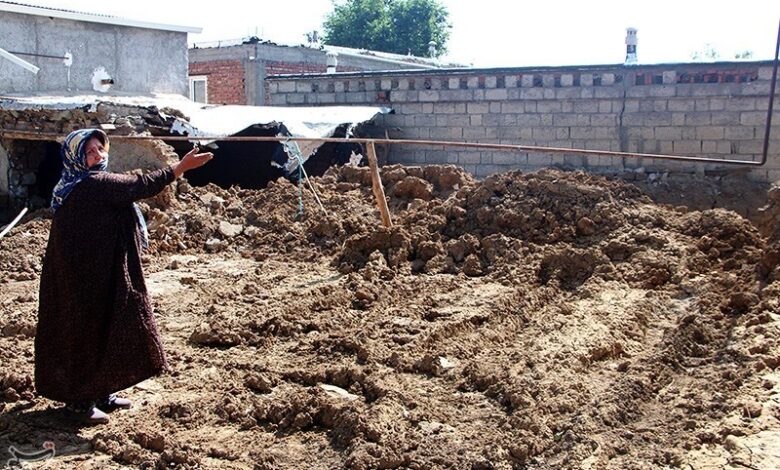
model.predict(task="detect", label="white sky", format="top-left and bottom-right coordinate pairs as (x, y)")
top-left (18, 0), bottom-right (780, 67)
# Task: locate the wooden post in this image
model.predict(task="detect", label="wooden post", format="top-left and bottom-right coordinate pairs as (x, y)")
top-left (365, 141), bottom-right (392, 228)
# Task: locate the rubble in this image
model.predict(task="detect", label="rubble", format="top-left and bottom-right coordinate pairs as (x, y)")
top-left (1, 164), bottom-right (778, 469)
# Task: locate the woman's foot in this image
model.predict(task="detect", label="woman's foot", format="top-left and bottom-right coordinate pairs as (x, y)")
top-left (65, 402), bottom-right (109, 425)
top-left (97, 394), bottom-right (132, 411)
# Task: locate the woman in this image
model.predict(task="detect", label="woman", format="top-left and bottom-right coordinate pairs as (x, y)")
top-left (35, 129), bottom-right (213, 424)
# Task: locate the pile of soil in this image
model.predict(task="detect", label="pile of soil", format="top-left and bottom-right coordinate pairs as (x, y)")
top-left (1, 164), bottom-right (779, 469)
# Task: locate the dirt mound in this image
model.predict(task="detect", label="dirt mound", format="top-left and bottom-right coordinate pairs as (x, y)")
top-left (1, 164), bottom-right (778, 469)
top-left (0, 214), bottom-right (50, 282)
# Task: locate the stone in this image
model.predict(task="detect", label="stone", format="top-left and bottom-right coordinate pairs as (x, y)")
top-left (319, 384), bottom-right (359, 401)
top-left (218, 221), bottom-right (244, 238)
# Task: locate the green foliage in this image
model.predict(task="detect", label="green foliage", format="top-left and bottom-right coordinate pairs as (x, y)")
top-left (322, 0), bottom-right (451, 57)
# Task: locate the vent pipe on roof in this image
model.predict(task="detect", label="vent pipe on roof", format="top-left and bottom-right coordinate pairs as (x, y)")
top-left (326, 51), bottom-right (338, 74)
top-left (625, 28), bottom-right (638, 65)
top-left (428, 41), bottom-right (437, 58)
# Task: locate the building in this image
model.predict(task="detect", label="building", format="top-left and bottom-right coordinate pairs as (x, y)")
top-left (188, 37), bottom-right (466, 106)
top-left (0, 1), bottom-right (201, 216)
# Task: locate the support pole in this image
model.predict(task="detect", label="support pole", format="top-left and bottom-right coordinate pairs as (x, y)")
top-left (365, 141), bottom-right (392, 228)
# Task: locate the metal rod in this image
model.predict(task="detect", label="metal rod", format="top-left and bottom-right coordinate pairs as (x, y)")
top-left (0, 207), bottom-right (29, 239)
top-left (0, 129), bottom-right (763, 166)
top-left (6, 50), bottom-right (68, 60)
top-left (762, 19), bottom-right (780, 164)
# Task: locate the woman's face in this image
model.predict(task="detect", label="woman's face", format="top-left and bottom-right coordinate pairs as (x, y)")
top-left (84, 137), bottom-right (108, 169)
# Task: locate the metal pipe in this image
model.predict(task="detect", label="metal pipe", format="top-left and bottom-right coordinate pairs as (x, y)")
top-left (0, 129), bottom-right (764, 166)
top-left (762, 18), bottom-right (780, 165)
top-left (6, 50), bottom-right (69, 60)
top-left (0, 207), bottom-right (29, 239)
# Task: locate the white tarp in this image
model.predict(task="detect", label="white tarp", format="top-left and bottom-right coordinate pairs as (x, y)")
top-left (169, 104), bottom-right (389, 173)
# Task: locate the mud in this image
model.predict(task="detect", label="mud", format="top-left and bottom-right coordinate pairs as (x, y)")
top-left (1, 164), bottom-right (779, 469)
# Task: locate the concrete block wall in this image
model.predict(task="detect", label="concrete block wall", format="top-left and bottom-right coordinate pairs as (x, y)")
top-left (266, 61), bottom-right (780, 182)
top-left (0, 11), bottom-right (189, 96)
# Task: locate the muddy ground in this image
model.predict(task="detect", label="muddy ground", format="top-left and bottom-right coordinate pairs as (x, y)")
top-left (1, 164), bottom-right (779, 469)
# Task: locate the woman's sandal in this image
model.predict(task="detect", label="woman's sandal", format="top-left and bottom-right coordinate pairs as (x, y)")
top-left (96, 394), bottom-right (132, 411)
top-left (65, 402), bottom-right (109, 425)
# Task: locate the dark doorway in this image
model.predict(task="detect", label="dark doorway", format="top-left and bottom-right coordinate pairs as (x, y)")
top-left (36, 141), bottom-right (64, 204)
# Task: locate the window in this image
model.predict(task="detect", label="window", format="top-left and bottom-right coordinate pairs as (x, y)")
top-left (189, 76), bottom-right (207, 104)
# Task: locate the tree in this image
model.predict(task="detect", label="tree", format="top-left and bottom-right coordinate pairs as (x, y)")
top-left (322, 0), bottom-right (451, 58)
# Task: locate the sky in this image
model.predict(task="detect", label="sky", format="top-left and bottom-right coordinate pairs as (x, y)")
top-left (16, 0), bottom-right (780, 67)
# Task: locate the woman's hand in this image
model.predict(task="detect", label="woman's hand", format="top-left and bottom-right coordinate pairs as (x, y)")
top-left (173, 146), bottom-right (214, 178)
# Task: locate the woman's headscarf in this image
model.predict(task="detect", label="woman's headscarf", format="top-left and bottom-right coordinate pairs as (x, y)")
top-left (51, 129), bottom-right (109, 211)
top-left (51, 129), bottom-right (150, 248)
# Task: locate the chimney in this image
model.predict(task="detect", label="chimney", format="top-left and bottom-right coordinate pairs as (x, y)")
top-left (428, 41), bottom-right (437, 58)
top-left (326, 51), bottom-right (338, 74)
top-left (625, 28), bottom-right (638, 65)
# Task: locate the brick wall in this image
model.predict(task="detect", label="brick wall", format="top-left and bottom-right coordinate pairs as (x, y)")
top-left (189, 60), bottom-right (246, 105)
top-left (266, 61), bottom-right (780, 182)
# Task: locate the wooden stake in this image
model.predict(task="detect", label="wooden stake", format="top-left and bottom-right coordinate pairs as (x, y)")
top-left (365, 141), bottom-right (392, 228)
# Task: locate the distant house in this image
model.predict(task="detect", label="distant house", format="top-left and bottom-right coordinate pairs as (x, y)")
top-left (188, 37), bottom-right (467, 106)
top-left (0, 1), bottom-right (201, 96)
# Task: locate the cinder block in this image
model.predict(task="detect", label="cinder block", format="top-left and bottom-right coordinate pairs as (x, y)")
top-left (601, 73), bottom-right (615, 85)
top-left (437, 115), bottom-right (470, 127)
top-left (696, 126), bottom-right (725, 140)
top-left (505, 75), bottom-right (518, 88)
top-left (467, 77), bottom-right (479, 89)
top-left (521, 75), bottom-right (534, 87)
top-left (553, 114), bottom-right (589, 126)
top-left (278, 81), bottom-right (296, 92)
top-left (590, 114), bottom-right (616, 126)
top-left (740, 111), bottom-right (767, 126)
top-left (520, 88), bottom-right (544, 100)
top-left (467, 102), bottom-right (490, 114)
top-left (555, 88), bottom-right (581, 99)
top-left (758, 66), bottom-right (774, 80)
top-left (414, 115), bottom-right (436, 127)
top-left (419, 90), bottom-right (440, 102)
top-left (594, 87), bottom-right (622, 99)
top-left (673, 140), bottom-right (702, 154)
top-left (448, 78), bottom-right (460, 90)
top-left (537, 101), bottom-right (562, 113)
top-left (741, 82), bottom-right (771, 96)
top-left (573, 101), bottom-right (600, 113)
top-left (485, 76), bottom-right (497, 88)
top-left (648, 86), bottom-right (676, 97)
top-left (725, 98), bottom-right (756, 111)
top-left (560, 74), bottom-right (574, 86)
top-left (685, 113), bottom-right (712, 126)
top-left (662, 71), bottom-right (676, 84)
top-left (463, 127), bottom-right (486, 139)
top-left (668, 99), bottom-right (695, 112)
top-left (486, 89), bottom-right (508, 100)
top-left (655, 126), bottom-right (682, 140)
top-left (500, 102), bottom-right (524, 114)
